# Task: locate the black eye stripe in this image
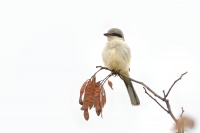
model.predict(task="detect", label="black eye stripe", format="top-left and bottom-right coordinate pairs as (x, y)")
top-left (111, 33), bottom-right (123, 38)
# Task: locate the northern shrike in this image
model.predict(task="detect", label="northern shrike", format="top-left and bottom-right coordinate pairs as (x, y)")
top-left (102, 28), bottom-right (140, 106)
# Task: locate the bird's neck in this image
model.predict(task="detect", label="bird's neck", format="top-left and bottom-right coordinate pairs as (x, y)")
top-left (107, 36), bottom-right (124, 41)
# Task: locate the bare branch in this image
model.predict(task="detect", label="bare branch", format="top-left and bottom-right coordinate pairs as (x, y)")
top-left (165, 72), bottom-right (188, 98)
top-left (92, 67), bottom-right (104, 77)
top-left (96, 66), bottom-right (165, 101)
top-left (93, 66), bottom-right (189, 133)
top-left (143, 87), bottom-right (168, 113)
top-left (96, 66), bottom-right (109, 70)
top-left (166, 100), bottom-right (177, 122)
top-left (125, 76), bottom-right (165, 101)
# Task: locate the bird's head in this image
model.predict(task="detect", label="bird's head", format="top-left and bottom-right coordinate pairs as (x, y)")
top-left (104, 28), bottom-right (125, 41)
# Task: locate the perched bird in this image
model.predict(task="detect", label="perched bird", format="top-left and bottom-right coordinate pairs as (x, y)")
top-left (102, 28), bottom-right (140, 106)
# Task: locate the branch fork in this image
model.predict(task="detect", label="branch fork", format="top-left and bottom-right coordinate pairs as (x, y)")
top-left (79, 66), bottom-right (193, 133)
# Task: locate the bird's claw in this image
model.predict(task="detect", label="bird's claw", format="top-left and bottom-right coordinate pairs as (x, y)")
top-left (111, 69), bottom-right (121, 77)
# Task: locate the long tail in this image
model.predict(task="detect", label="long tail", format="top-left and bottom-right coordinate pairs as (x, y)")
top-left (122, 76), bottom-right (140, 106)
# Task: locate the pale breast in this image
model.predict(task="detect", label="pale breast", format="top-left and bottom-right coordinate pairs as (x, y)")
top-left (102, 40), bottom-right (130, 73)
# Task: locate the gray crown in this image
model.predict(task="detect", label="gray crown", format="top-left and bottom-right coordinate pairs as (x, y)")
top-left (104, 28), bottom-right (125, 40)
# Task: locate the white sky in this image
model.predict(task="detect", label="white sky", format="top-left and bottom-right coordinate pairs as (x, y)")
top-left (0, 0), bottom-right (200, 133)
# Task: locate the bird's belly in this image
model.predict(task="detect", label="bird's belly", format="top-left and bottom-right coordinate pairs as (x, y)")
top-left (105, 49), bottom-right (127, 71)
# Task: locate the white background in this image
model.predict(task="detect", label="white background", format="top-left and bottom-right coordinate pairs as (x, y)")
top-left (0, 0), bottom-right (200, 133)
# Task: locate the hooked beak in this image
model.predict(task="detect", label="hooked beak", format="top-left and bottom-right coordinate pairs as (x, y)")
top-left (104, 33), bottom-right (111, 36)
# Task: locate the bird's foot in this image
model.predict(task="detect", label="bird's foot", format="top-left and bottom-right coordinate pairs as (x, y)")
top-left (111, 69), bottom-right (121, 77)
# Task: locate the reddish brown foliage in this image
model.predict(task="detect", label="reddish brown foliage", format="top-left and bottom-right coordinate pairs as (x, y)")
top-left (79, 76), bottom-right (112, 120)
top-left (108, 80), bottom-right (113, 89)
top-left (172, 116), bottom-right (195, 132)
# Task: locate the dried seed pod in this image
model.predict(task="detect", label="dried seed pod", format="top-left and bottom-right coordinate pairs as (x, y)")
top-left (108, 80), bottom-right (113, 89)
top-left (79, 80), bottom-right (89, 105)
top-left (84, 109), bottom-right (89, 121)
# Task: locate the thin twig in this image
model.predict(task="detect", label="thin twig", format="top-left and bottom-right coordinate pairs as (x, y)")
top-left (100, 72), bottom-right (113, 87)
top-left (165, 72), bottom-right (188, 98)
top-left (176, 107), bottom-right (185, 133)
top-left (92, 67), bottom-right (103, 77)
top-left (180, 107), bottom-right (184, 118)
top-left (143, 87), bottom-right (168, 113)
top-left (96, 66), bottom-right (109, 70)
top-left (163, 90), bottom-right (166, 97)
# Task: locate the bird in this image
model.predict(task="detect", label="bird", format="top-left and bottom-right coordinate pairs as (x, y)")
top-left (102, 28), bottom-right (140, 106)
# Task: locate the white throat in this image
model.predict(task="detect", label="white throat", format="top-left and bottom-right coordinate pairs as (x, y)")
top-left (107, 36), bottom-right (124, 41)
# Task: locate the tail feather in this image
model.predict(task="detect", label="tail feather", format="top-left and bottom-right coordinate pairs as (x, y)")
top-left (122, 76), bottom-right (140, 106)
